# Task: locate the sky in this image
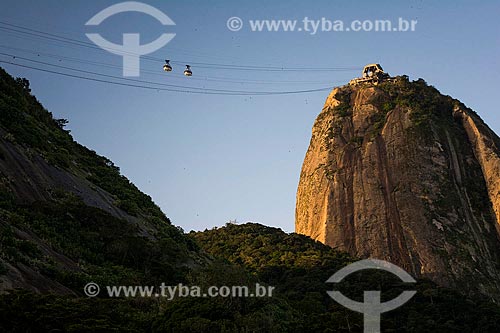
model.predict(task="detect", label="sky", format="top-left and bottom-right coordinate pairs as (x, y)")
top-left (0, 0), bottom-right (498, 233)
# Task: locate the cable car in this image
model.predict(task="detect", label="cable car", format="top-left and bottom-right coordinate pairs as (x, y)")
top-left (183, 65), bottom-right (192, 76)
top-left (163, 60), bottom-right (172, 72)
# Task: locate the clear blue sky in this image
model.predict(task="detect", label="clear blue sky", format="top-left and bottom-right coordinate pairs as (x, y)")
top-left (1, 0), bottom-right (498, 232)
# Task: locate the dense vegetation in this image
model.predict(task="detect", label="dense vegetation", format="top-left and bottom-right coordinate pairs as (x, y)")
top-left (3, 222), bottom-right (500, 332)
top-left (0, 194), bottom-right (196, 290)
top-left (190, 223), bottom-right (500, 332)
top-left (1, 68), bottom-right (500, 331)
top-left (377, 76), bottom-right (457, 132)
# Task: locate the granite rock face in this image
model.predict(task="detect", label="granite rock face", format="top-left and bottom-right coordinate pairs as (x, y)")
top-left (295, 78), bottom-right (500, 299)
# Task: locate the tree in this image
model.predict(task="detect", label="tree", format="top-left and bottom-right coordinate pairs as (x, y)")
top-left (55, 118), bottom-right (69, 129)
top-left (15, 77), bottom-right (31, 93)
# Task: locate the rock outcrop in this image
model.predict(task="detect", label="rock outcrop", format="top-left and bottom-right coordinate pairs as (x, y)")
top-left (295, 77), bottom-right (500, 299)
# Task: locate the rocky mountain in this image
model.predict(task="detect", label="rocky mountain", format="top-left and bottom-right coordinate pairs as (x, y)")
top-left (295, 76), bottom-right (500, 299)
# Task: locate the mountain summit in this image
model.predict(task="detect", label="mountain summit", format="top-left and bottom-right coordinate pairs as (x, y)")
top-left (295, 76), bottom-right (500, 298)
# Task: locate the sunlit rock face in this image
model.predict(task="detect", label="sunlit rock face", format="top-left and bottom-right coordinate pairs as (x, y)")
top-left (296, 78), bottom-right (500, 300)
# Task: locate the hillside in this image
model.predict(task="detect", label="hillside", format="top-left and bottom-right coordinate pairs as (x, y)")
top-left (296, 77), bottom-right (500, 300)
top-left (190, 223), bottom-right (500, 332)
top-left (0, 67), bottom-right (201, 293)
